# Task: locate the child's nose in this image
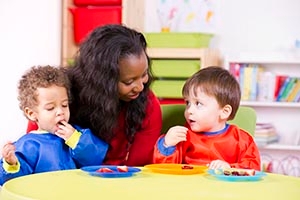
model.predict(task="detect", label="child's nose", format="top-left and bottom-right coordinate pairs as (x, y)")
top-left (56, 108), bottom-right (64, 116)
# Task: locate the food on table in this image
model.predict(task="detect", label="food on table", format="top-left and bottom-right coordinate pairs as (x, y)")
top-left (222, 168), bottom-right (256, 176)
top-left (181, 165), bottom-right (194, 170)
top-left (96, 167), bottom-right (114, 173)
top-left (96, 166), bottom-right (129, 173)
top-left (117, 165), bottom-right (129, 172)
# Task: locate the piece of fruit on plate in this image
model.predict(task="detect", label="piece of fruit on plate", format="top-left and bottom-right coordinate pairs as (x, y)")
top-left (181, 165), bottom-right (194, 170)
top-left (117, 165), bottom-right (129, 172)
top-left (223, 168), bottom-right (256, 176)
top-left (96, 167), bottom-right (114, 173)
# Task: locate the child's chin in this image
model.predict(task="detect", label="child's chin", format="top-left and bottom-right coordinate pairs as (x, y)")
top-left (190, 127), bottom-right (201, 133)
top-left (52, 126), bottom-right (60, 133)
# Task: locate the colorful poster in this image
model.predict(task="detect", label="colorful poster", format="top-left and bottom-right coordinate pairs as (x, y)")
top-left (145, 0), bottom-right (217, 33)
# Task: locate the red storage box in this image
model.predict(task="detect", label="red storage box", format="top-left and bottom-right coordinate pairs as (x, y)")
top-left (69, 6), bottom-right (122, 44)
top-left (73, 0), bottom-right (122, 6)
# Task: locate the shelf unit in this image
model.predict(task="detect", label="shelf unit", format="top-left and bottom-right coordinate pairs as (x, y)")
top-left (61, 0), bottom-right (145, 65)
top-left (240, 101), bottom-right (300, 108)
top-left (147, 48), bottom-right (220, 67)
top-left (224, 52), bottom-right (300, 177)
top-left (148, 48), bottom-right (220, 103)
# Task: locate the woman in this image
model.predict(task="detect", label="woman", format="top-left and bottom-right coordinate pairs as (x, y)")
top-left (66, 24), bottom-right (162, 166)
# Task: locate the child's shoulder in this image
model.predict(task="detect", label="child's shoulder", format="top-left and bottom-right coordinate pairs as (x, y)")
top-left (227, 124), bottom-right (253, 138)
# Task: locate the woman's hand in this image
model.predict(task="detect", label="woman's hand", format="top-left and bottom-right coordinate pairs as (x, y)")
top-left (2, 142), bottom-right (18, 165)
top-left (164, 126), bottom-right (188, 147)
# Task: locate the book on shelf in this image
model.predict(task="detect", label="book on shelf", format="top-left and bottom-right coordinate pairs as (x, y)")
top-left (257, 71), bottom-right (276, 102)
top-left (234, 63), bottom-right (264, 101)
top-left (255, 128), bottom-right (277, 137)
top-left (254, 135), bottom-right (279, 147)
top-left (256, 123), bottom-right (274, 129)
top-left (286, 78), bottom-right (300, 102)
top-left (278, 77), bottom-right (297, 102)
top-left (229, 63), bottom-right (240, 81)
top-left (250, 64), bottom-right (263, 101)
top-left (273, 75), bottom-right (288, 100)
top-left (228, 62), bottom-right (300, 102)
top-left (242, 65), bottom-right (253, 101)
top-left (254, 122), bottom-right (279, 147)
top-left (276, 76), bottom-right (292, 101)
top-left (294, 86), bottom-right (300, 102)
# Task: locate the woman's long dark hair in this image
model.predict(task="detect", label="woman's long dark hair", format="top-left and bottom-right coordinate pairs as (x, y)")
top-left (67, 24), bottom-right (153, 142)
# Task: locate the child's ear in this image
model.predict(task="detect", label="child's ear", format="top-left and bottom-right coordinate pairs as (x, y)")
top-left (24, 107), bottom-right (37, 122)
top-left (220, 104), bottom-right (232, 120)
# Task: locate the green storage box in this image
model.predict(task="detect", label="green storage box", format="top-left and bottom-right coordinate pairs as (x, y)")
top-left (152, 59), bottom-right (200, 78)
top-left (144, 33), bottom-right (213, 48)
top-left (151, 80), bottom-right (186, 98)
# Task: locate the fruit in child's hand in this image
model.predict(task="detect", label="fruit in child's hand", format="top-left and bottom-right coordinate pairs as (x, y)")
top-left (97, 167), bottom-right (114, 173)
top-left (117, 165), bottom-right (128, 172)
top-left (58, 121), bottom-right (64, 126)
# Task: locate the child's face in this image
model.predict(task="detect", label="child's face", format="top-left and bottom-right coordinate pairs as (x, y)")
top-left (184, 88), bottom-right (225, 133)
top-left (118, 53), bottom-right (149, 102)
top-left (30, 85), bottom-right (70, 133)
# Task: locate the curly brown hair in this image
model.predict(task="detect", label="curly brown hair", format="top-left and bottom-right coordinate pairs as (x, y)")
top-left (18, 65), bottom-right (70, 118)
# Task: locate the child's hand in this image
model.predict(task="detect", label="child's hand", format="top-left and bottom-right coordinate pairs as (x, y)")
top-left (164, 126), bottom-right (188, 147)
top-left (54, 121), bottom-right (76, 141)
top-left (2, 142), bottom-right (17, 165)
top-left (208, 159), bottom-right (230, 169)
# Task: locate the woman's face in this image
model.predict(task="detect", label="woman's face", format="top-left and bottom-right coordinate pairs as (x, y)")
top-left (118, 52), bottom-right (149, 102)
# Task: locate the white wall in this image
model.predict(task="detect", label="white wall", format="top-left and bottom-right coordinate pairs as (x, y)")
top-left (145, 0), bottom-right (300, 56)
top-left (0, 0), bottom-right (299, 152)
top-left (0, 0), bottom-right (61, 151)
top-left (214, 0), bottom-right (300, 55)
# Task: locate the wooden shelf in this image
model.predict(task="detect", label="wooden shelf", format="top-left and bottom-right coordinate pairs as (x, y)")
top-left (61, 0), bottom-right (77, 66)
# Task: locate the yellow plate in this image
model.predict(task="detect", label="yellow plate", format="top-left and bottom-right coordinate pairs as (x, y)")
top-left (144, 164), bottom-right (207, 175)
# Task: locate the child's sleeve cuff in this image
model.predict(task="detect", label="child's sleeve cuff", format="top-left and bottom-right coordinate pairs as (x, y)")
top-left (66, 130), bottom-right (82, 149)
top-left (3, 159), bottom-right (20, 173)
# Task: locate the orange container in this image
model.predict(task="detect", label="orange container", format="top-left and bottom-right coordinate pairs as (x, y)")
top-left (73, 0), bottom-right (122, 6)
top-left (69, 6), bottom-right (122, 44)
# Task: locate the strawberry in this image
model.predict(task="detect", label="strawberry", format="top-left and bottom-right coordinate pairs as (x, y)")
top-left (117, 165), bottom-right (129, 172)
top-left (97, 167), bottom-right (114, 173)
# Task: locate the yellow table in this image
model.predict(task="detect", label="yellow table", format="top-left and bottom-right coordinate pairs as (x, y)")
top-left (1, 168), bottom-right (300, 200)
